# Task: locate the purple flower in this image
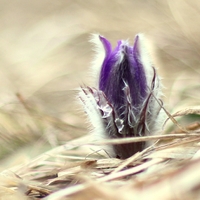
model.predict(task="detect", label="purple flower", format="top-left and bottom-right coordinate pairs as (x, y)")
top-left (80, 34), bottom-right (164, 159)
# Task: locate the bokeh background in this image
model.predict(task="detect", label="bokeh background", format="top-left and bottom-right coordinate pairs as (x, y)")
top-left (0, 0), bottom-right (200, 169)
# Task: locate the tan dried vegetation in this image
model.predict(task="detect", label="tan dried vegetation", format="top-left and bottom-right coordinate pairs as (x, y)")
top-left (0, 0), bottom-right (200, 199)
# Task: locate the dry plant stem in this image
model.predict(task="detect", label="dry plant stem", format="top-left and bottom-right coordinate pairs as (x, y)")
top-left (99, 158), bottom-right (163, 182)
top-left (12, 135), bottom-right (200, 176)
top-left (16, 92), bottom-right (44, 136)
top-left (43, 184), bottom-right (87, 200)
top-left (17, 92), bottom-right (83, 133)
top-left (111, 152), bottom-right (141, 174)
top-left (152, 93), bottom-right (190, 133)
top-left (16, 93), bottom-right (32, 114)
top-left (173, 122), bottom-right (200, 133)
top-left (88, 133), bottom-right (200, 146)
top-left (153, 137), bottom-right (200, 152)
top-left (26, 185), bottom-right (51, 196)
top-left (107, 137), bottom-right (200, 177)
top-left (168, 107), bottom-right (200, 119)
top-left (44, 159), bottom-right (163, 200)
top-left (44, 137), bottom-right (199, 200)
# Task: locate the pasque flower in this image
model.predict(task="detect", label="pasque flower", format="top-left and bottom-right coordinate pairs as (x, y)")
top-left (80, 34), bottom-right (164, 159)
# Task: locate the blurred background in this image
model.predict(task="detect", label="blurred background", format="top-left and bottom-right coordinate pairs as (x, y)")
top-left (0, 0), bottom-right (200, 169)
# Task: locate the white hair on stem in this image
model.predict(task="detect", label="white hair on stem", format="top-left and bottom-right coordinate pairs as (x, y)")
top-left (136, 34), bottom-right (155, 87)
top-left (79, 87), bottom-right (115, 157)
top-left (89, 33), bottom-right (106, 87)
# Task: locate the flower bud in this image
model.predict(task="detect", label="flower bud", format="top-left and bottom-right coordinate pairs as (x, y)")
top-left (79, 34), bottom-right (164, 159)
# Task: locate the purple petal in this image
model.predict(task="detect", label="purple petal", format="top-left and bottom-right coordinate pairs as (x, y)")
top-left (99, 38), bottom-right (122, 91)
top-left (99, 35), bottom-right (112, 56)
top-left (99, 36), bottom-right (112, 91)
top-left (100, 37), bottom-right (148, 118)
